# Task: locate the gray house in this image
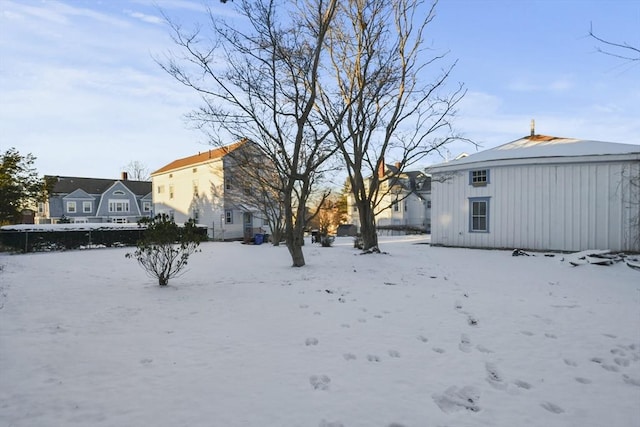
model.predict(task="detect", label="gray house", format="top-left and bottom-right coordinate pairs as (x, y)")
top-left (37, 173), bottom-right (153, 224)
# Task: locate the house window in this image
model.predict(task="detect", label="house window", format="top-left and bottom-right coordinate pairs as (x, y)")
top-left (67, 201), bottom-right (76, 213)
top-left (169, 185), bottom-right (174, 199)
top-left (113, 190), bottom-right (125, 195)
top-left (470, 169), bottom-right (489, 186)
top-left (109, 200), bottom-right (130, 213)
top-left (225, 178), bottom-right (232, 190)
top-left (469, 197), bottom-right (490, 232)
top-left (192, 209), bottom-right (199, 222)
top-left (426, 200), bottom-right (432, 209)
top-left (38, 202), bottom-right (45, 214)
top-left (193, 180), bottom-right (199, 196)
top-left (225, 210), bottom-right (233, 224)
top-left (393, 198), bottom-right (399, 212)
top-left (157, 185), bottom-right (165, 194)
top-left (169, 173), bottom-right (173, 178)
top-left (192, 168), bottom-right (197, 173)
top-left (111, 217), bottom-right (128, 224)
top-left (143, 201), bottom-right (151, 212)
top-left (83, 201), bottom-right (92, 213)
top-left (73, 218), bottom-right (88, 224)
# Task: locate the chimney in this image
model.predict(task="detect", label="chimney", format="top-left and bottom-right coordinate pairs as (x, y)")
top-left (530, 119), bottom-right (535, 137)
top-left (121, 171), bottom-right (128, 181)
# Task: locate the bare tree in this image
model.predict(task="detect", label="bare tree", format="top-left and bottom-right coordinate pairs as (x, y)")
top-left (316, 0), bottom-right (467, 252)
top-left (122, 160), bottom-right (151, 181)
top-left (158, 0), bottom-right (340, 266)
top-left (589, 23), bottom-right (640, 64)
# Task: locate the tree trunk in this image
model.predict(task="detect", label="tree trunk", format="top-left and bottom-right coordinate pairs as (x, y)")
top-left (284, 196), bottom-right (306, 267)
top-left (357, 201), bottom-right (379, 252)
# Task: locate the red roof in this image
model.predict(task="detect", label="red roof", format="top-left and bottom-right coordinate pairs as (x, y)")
top-left (151, 140), bottom-right (247, 175)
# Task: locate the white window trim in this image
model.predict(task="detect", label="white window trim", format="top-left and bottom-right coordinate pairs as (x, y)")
top-left (108, 199), bottom-right (130, 213)
top-left (82, 201), bottom-right (92, 213)
top-left (67, 201), bottom-right (76, 213)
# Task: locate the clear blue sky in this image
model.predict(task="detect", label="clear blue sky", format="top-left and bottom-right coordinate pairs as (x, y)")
top-left (1, 0), bottom-right (638, 179)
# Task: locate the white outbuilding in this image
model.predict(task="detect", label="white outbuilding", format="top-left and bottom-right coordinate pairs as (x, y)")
top-left (427, 134), bottom-right (640, 252)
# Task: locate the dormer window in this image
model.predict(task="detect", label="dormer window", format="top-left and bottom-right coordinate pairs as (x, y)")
top-left (470, 169), bottom-right (489, 186)
top-left (113, 190), bottom-right (125, 195)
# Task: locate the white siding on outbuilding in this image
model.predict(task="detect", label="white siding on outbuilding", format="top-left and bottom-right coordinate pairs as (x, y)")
top-left (429, 136), bottom-right (640, 252)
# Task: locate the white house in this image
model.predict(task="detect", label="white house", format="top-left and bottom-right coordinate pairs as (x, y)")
top-left (427, 134), bottom-right (640, 252)
top-left (347, 163), bottom-right (432, 234)
top-left (151, 140), bottom-right (270, 240)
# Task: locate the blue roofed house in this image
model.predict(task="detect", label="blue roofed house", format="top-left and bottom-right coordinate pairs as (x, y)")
top-left (36, 173), bottom-right (153, 224)
top-left (427, 133), bottom-right (640, 252)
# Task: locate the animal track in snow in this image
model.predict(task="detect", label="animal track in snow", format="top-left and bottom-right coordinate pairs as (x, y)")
top-left (520, 330), bottom-right (534, 336)
top-left (467, 315), bottom-right (479, 326)
top-left (417, 335), bottom-right (429, 343)
top-left (388, 350), bottom-right (401, 358)
top-left (432, 385), bottom-right (480, 413)
top-left (623, 375), bottom-right (640, 387)
top-left (319, 420), bottom-right (344, 427)
top-left (305, 337), bottom-right (319, 346)
top-left (340, 323), bottom-right (350, 328)
top-left (343, 353), bottom-right (357, 361)
top-left (575, 377), bottom-right (592, 384)
top-left (513, 380), bottom-right (532, 390)
top-left (367, 354), bottom-right (381, 362)
top-left (544, 333), bottom-right (557, 339)
top-left (564, 358), bottom-right (578, 367)
top-left (485, 362), bottom-right (507, 390)
top-left (614, 357), bottom-right (630, 367)
top-left (432, 347), bottom-right (445, 354)
top-left (309, 375), bottom-right (331, 390)
top-left (601, 364), bottom-right (620, 372)
top-left (459, 334), bottom-right (472, 353)
top-left (476, 344), bottom-right (493, 354)
top-left (541, 402), bottom-right (564, 414)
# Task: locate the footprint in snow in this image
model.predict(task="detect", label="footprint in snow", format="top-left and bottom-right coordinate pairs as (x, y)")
top-left (513, 379), bottom-right (532, 390)
top-left (521, 330), bottom-right (534, 336)
top-left (564, 358), bottom-right (578, 367)
top-left (476, 344), bottom-right (493, 354)
top-left (485, 362), bottom-right (507, 390)
top-left (388, 349), bottom-right (401, 358)
top-left (309, 375), bottom-right (331, 390)
top-left (623, 375), bottom-right (640, 387)
top-left (343, 353), bottom-right (357, 361)
top-left (367, 354), bottom-right (381, 362)
top-left (417, 335), bottom-right (429, 343)
top-left (614, 357), bottom-right (630, 367)
top-left (432, 385), bottom-right (480, 413)
top-left (575, 377), bottom-right (592, 384)
top-left (459, 334), bottom-right (472, 353)
top-left (541, 402), bottom-right (564, 414)
top-left (544, 333), bottom-right (557, 339)
top-left (432, 347), bottom-right (446, 354)
top-left (305, 337), bottom-right (319, 346)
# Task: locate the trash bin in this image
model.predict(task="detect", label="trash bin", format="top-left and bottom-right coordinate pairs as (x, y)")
top-left (254, 233), bottom-right (264, 245)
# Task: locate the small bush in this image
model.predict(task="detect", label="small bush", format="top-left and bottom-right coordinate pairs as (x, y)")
top-left (126, 214), bottom-right (205, 286)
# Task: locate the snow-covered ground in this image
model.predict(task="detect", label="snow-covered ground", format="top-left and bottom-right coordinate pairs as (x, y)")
top-left (1, 236), bottom-right (638, 427)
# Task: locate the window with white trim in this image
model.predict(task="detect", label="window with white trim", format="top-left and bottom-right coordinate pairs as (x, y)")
top-left (469, 197), bottom-right (490, 232)
top-left (67, 201), bottom-right (76, 213)
top-left (108, 200), bottom-right (130, 213)
top-left (113, 190), bottom-right (125, 195)
top-left (111, 217), bottom-right (128, 224)
top-left (83, 201), bottom-right (92, 213)
top-left (469, 169), bottom-right (489, 186)
top-left (225, 210), bottom-right (233, 224)
top-left (143, 201), bottom-right (151, 212)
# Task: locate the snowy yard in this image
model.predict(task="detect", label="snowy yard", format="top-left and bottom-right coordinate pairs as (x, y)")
top-left (0, 236), bottom-right (638, 427)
